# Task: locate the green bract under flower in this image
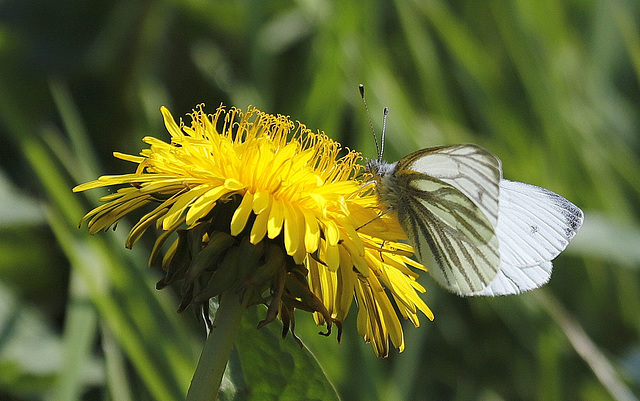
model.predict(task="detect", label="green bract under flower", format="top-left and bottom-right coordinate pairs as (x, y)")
top-left (74, 104), bottom-right (433, 357)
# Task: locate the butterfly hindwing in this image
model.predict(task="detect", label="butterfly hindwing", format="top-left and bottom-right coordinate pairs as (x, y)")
top-left (390, 145), bottom-right (503, 295)
top-left (471, 180), bottom-right (584, 296)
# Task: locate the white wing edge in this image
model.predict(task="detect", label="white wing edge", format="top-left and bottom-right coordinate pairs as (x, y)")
top-left (471, 179), bottom-right (584, 296)
top-left (470, 261), bottom-right (552, 296)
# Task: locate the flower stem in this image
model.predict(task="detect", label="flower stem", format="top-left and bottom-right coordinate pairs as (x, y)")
top-left (186, 292), bottom-right (246, 401)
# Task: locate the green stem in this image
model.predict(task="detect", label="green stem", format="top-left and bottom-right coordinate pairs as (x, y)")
top-left (186, 292), bottom-right (246, 401)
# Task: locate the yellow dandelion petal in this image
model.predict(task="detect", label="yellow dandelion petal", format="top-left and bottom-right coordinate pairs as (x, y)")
top-left (185, 186), bottom-right (228, 226)
top-left (113, 152), bottom-right (144, 164)
top-left (283, 203), bottom-right (307, 263)
top-left (270, 142), bottom-right (298, 170)
top-left (224, 178), bottom-right (245, 191)
top-left (369, 274), bottom-right (404, 351)
top-left (308, 259), bottom-right (336, 323)
top-left (339, 235), bottom-right (369, 276)
top-left (139, 179), bottom-right (194, 195)
top-left (230, 191), bottom-right (254, 235)
top-left (127, 206), bottom-right (169, 248)
top-left (302, 208), bottom-right (320, 254)
top-left (307, 193), bottom-right (327, 212)
top-left (335, 245), bottom-right (356, 319)
top-left (249, 192), bottom-right (272, 244)
top-left (369, 249), bottom-right (418, 279)
top-left (160, 106), bottom-right (184, 138)
top-left (267, 198), bottom-right (285, 239)
top-left (339, 217), bottom-right (364, 255)
top-left (312, 180), bottom-right (359, 195)
top-left (322, 238), bottom-right (340, 271)
top-left (162, 185), bottom-right (211, 229)
top-left (322, 219), bottom-right (340, 246)
top-left (282, 202), bottom-right (300, 258)
top-left (249, 212), bottom-right (269, 244)
top-left (355, 281), bottom-right (388, 356)
top-left (87, 196), bottom-right (150, 234)
top-left (289, 148), bottom-right (316, 172)
top-left (403, 254), bottom-right (427, 271)
top-left (252, 191), bottom-right (271, 214)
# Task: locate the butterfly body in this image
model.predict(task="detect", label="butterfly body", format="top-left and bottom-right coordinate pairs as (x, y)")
top-left (366, 144), bottom-right (583, 296)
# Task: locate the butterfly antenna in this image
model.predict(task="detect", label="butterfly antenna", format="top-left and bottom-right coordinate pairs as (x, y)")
top-left (359, 84), bottom-right (380, 159)
top-left (380, 107), bottom-right (389, 162)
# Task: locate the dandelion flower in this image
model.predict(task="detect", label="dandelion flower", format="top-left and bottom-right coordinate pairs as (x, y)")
top-left (73, 104), bottom-right (434, 357)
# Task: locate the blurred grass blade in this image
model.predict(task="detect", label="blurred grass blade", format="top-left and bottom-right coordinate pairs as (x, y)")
top-left (0, 281), bottom-right (103, 399)
top-left (45, 205), bottom-right (185, 401)
top-left (101, 321), bottom-right (134, 401)
top-left (0, 171), bottom-right (45, 226)
top-left (40, 125), bottom-right (91, 199)
top-left (535, 291), bottom-right (638, 401)
top-left (393, 0), bottom-right (460, 119)
top-left (414, 0), bottom-right (500, 91)
top-left (611, 2), bottom-right (640, 84)
top-left (49, 79), bottom-right (101, 182)
top-left (568, 213), bottom-right (640, 267)
top-left (54, 271), bottom-right (99, 401)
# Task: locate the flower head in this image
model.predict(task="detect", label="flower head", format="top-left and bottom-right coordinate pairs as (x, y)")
top-left (74, 104), bottom-right (433, 357)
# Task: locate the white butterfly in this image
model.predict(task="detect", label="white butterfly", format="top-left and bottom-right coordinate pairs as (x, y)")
top-left (367, 143), bottom-right (583, 296)
top-left (357, 95), bottom-right (583, 298)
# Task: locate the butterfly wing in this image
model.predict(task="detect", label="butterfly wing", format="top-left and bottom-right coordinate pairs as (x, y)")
top-left (392, 145), bottom-right (503, 295)
top-left (471, 180), bottom-right (584, 296)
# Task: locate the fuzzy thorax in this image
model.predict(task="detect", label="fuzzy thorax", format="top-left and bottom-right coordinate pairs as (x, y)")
top-left (365, 158), bottom-right (400, 207)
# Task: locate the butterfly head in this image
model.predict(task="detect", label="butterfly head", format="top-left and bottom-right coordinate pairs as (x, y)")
top-left (365, 158), bottom-right (396, 180)
top-left (363, 158), bottom-right (398, 205)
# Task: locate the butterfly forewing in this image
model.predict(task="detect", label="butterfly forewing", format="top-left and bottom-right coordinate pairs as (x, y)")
top-left (400, 145), bottom-right (502, 228)
top-left (391, 145), bottom-right (503, 295)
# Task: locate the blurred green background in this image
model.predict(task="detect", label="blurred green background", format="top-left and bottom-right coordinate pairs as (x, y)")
top-left (1, 0), bottom-right (640, 400)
